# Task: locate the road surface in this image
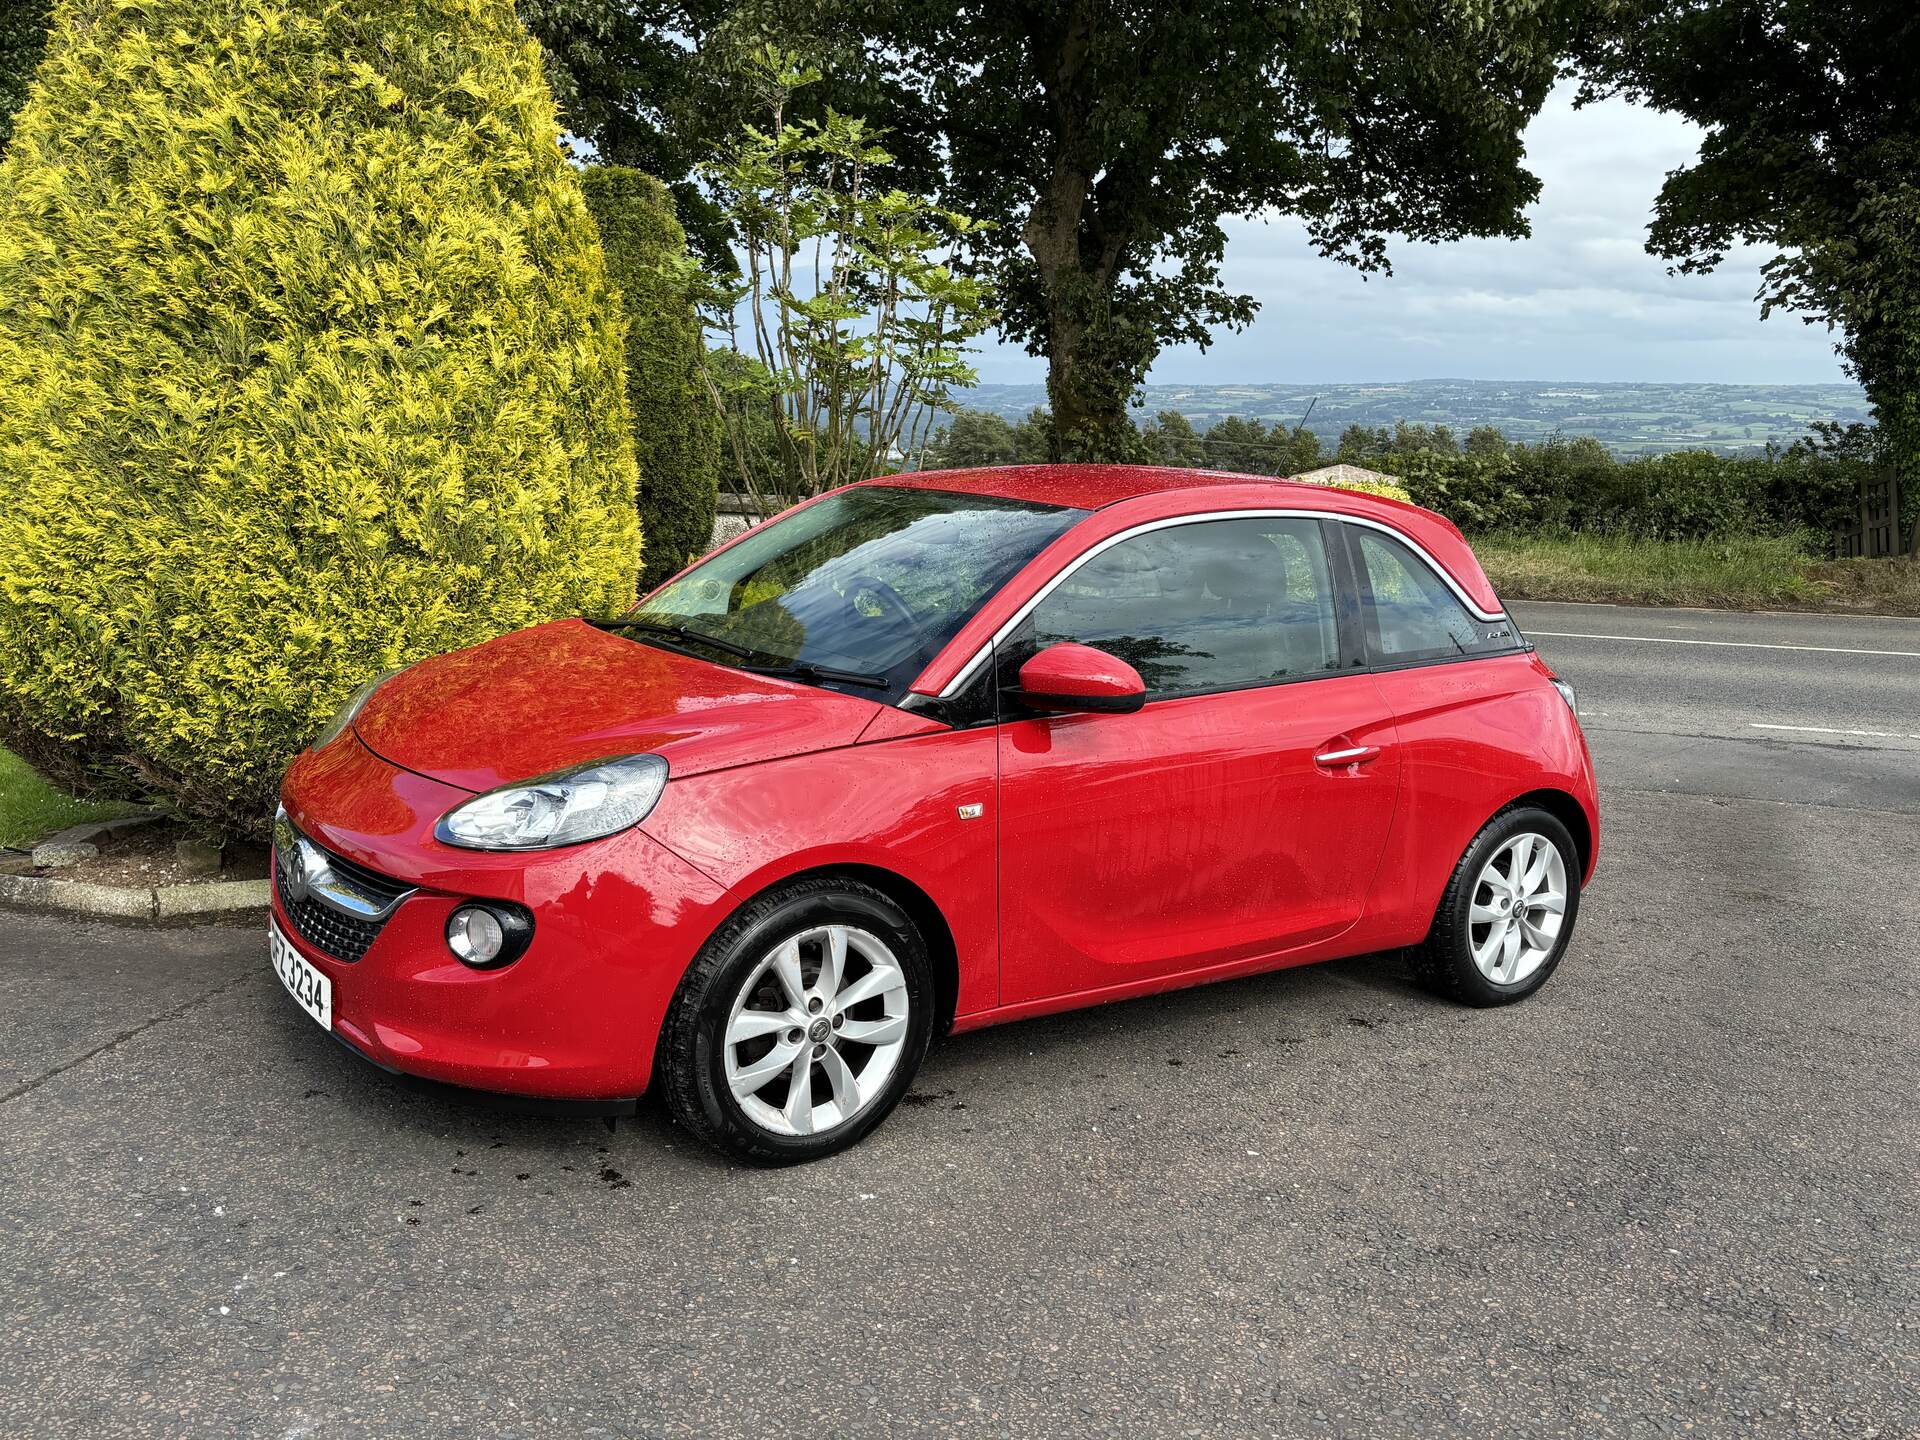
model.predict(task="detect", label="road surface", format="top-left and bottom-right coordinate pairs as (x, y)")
top-left (1514, 599), bottom-right (1920, 815)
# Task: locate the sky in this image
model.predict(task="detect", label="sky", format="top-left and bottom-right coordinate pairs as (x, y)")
top-left (970, 81), bottom-right (1852, 388)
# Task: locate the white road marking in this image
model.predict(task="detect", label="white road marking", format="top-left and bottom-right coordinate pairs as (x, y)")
top-left (1750, 723), bottom-right (1920, 740)
top-left (1527, 630), bottom-right (1920, 659)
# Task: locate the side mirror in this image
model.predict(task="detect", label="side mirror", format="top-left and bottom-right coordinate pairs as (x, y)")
top-left (1015, 642), bottom-right (1146, 715)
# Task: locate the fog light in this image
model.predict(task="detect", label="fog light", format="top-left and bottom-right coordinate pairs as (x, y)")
top-left (446, 903), bottom-right (533, 969)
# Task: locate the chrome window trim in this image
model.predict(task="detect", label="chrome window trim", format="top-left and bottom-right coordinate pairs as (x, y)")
top-left (934, 508), bottom-right (1507, 700)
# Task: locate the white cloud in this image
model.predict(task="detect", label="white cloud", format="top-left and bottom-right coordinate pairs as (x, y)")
top-left (971, 82), bottom-right (1848, 386)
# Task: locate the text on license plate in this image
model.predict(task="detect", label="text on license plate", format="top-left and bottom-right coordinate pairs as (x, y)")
top-left (269, 917), bottom-right (332, 1031)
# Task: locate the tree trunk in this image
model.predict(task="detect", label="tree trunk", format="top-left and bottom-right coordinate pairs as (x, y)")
top-left (1024, 169), bottom-right (1145, 461)
top-left (1885, 400), bottom-right (1920, 562)
top-left (1042, 319), bottom-right (1149, 461)
top-left (1020, 0), bottom-right (1143, 463)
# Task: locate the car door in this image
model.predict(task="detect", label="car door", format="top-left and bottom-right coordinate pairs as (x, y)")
top-left (993, 513), bottom-right (1401, 1006)
top-left (1337, 521), bottom-right (1540, 890)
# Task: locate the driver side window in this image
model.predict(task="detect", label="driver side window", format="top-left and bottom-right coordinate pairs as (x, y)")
top-left (1008, 517), bottom-right (1341, 699)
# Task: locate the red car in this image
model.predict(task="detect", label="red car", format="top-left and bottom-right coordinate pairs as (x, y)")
top-left (273, 466), bottom-right (1597, 1163)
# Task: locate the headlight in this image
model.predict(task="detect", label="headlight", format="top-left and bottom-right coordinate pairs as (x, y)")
top-left (435, 755), bottom-right (669, 851)
top-left (1550, 677), bottom-right (1579, 716)
top-left (311, 669), bottom-right (401, 752)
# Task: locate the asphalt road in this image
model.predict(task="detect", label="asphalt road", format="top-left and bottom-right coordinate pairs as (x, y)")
top-left (1511, 600), bottom-right (1920, 814)
top-left (3, 601), bottom-right (1917, 1438)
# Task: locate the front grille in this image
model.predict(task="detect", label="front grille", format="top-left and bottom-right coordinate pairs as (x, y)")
top-left (273, 829), bottom-right (415, 963)
top-left (281, 888), bottom-right (389, 962)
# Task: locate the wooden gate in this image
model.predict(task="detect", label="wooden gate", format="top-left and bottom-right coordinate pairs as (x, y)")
top-left (1837, 467), bottom-right (1909, 558)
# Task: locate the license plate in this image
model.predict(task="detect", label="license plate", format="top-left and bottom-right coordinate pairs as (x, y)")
top-left (269, 916), bottom-right (332, 1031)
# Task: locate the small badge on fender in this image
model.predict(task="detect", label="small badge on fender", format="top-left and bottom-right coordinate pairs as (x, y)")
top-left (956, 803), bottom-right (984, 820)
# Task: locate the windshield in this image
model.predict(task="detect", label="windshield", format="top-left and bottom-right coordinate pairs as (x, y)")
top-left (622, 485), bottom-right (1087, 699)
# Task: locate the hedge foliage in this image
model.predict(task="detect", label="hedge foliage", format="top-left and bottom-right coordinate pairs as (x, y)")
top-left (0, 0), bottom-right (641, 835)
top-left (0, 0), bottom-right (47, 158)
top-left (1366, 436), bottom-right (1868, 544)
top-left (579, 166), bottom-right (721, 587)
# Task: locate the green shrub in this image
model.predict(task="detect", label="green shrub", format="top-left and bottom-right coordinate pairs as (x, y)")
top-left (0, 0), bottom-right (641, 836)
top-left (579, 166), bottom-right (721, 587)
top-left (0, 0), bottom-right (47, 158)
top-left (1383, 436), bottom-right (1867, 546)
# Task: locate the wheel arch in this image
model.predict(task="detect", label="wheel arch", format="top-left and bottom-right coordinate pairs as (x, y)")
top-left (1506, 787), bottom-right (1595, 883)
top-left (703, 861), bottom-right (964, 1039)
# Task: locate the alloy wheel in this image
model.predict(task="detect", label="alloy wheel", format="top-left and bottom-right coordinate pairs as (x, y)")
top-left (722, 924), bottom-right (910, 1137)
top-left (1467, 831), bottom-right (1568, 985)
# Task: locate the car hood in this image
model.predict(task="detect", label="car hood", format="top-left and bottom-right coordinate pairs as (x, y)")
top-left (351, 618), bottom-right (893, 793)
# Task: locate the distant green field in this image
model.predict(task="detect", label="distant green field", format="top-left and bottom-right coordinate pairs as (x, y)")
top-left (958, 379), bottom-right (1873, 456)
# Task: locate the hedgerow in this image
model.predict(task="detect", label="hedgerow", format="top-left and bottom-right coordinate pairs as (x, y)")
top-left (1375, 439), bottom-right (1863, 543)
top-left (579, 167), bottom-right (722, 587)
top-left (0, 0), bottom-right (640, 835)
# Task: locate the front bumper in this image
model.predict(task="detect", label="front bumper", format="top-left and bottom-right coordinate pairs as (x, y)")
top-left (274, 729), bottom-right (734, 1100)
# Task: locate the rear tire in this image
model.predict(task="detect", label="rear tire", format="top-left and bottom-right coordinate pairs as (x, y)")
top-left (657, 876), bottom-right (935, 1165)
top-left (1408, 806), bottom-right (1582, 1007)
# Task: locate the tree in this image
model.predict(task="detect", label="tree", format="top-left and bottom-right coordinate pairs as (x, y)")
top-left (0, 0), bottom-right (47, 157)
top-left (1337, 425), bottom-right (1392, 464)
top-left (924, 410), bottom-right (1024, 468)
top-left (1273, 423), bottom-right (1327, 477)
top-left (580, 167), bottom-right (723, 587)
top-left (888, 0), bottom-right (1580, 460)
top-left (0, 0), bottom-right (640, 834)
top-left (1140, 410), bottom-right (1203, 468)
top-left (521, 0), bottom-right (736, 264)
top-left (527, 2), bottom-right (1584, 461)
top-left (1184, 415), bottom-right (1325, 476)
top-left (1391, 422), bottom-right (1460, 457)
top-left (1010, 408), bottom-right (1053, 464)
top-left (684, 47), bottom-right (996, 514)
top-left (1466, 424), bottom-right (1511, 459)
top-left (1200, 416), bottom-right (1277, 475)
top-left (521, 1), bottom-right (934, 270)
top-left (1581, 0), bottom-right (1920, 559)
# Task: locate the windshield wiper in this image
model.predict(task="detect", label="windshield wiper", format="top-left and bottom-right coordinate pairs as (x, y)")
top-left (595, 617), bottom-right (758, 661)
top-left (746, 660), bottom-right (893, 691)
top-left (597, 618), bottom-right (889, 690)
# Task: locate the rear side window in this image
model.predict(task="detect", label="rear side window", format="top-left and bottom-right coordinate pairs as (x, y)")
top-left (1349, 528), bottom-right (1516, 663)
top-left (1018, 516), bottom-right (1341, 697)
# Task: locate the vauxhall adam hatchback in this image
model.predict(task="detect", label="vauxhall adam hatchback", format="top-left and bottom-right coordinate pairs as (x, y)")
top-left (271, 465), bottom-right (1598, 1163)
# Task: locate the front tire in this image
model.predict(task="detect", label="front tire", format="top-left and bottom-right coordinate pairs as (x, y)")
top-left (657, 876), bottom-right (935, 1165)
top-left (1408, 806), bottom-right (1582, 1006)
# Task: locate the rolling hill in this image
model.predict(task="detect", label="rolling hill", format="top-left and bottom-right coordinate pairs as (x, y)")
top-left (956, 379), bottom-right (1873, 455)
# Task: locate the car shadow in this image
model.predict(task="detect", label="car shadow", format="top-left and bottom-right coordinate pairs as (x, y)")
top-left (261, 946), bottom-right (1441, 1176)
top-left (918, 945), bottom-right (1436, 1087)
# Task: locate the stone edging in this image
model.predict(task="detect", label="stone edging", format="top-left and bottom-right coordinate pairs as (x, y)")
top-left (0, 871), bottom-right (270, 922)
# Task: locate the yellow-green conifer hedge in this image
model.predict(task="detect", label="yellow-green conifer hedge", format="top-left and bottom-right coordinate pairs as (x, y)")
top-left (0, 0), bottom-right (641, 835)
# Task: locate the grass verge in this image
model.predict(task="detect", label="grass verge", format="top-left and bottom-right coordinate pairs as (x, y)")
top-left (0, 746), bottom-right (139, 850)
top-left (1476, 532), bottom-right (1920, 616)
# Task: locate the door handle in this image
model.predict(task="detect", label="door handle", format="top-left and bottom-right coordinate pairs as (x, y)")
top-left (1314, 744), bottom-right (1382, 768)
